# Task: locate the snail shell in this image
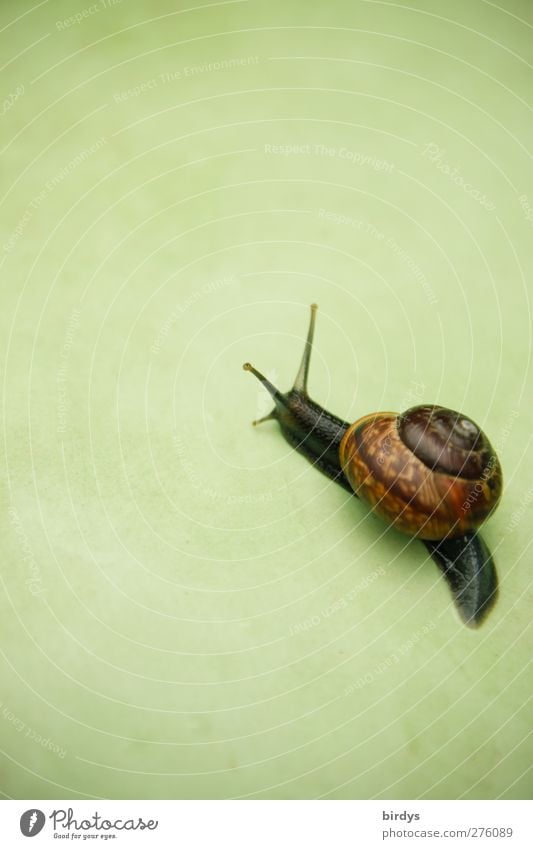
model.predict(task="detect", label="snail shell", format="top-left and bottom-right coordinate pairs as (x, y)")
top-left (339, 404), bottom-right (502, 540)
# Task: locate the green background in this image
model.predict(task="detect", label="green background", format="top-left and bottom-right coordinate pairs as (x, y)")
top-left (0, 0), bottom-right (531, 799)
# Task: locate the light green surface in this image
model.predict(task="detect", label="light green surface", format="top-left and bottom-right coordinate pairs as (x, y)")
top-left (0, 0), bottom-right (531, 800)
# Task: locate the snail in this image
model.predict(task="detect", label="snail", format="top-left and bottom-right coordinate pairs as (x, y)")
top-left (243, 304), bottom-right (502, 627)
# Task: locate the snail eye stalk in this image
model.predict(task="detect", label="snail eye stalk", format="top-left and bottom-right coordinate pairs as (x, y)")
top-left (242, 303), bottom-right (319, 424)
top-left (292, 302), bottom-right (317, 395)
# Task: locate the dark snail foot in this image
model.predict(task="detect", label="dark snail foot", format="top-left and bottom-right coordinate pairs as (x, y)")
top-left (424, 532), bottom-right (498, 627)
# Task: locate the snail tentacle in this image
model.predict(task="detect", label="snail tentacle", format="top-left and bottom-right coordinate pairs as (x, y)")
top-left (292, 302), bottom-right (318, 394)
top-left (242, 306), bottom-right (350, 484)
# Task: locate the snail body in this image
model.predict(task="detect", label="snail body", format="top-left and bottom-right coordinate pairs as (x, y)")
top-left (243, 305), bottom-right (502, 627)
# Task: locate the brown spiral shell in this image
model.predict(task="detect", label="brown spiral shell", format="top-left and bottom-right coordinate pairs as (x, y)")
top-left (339, 405), bottom-right (503, 540)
